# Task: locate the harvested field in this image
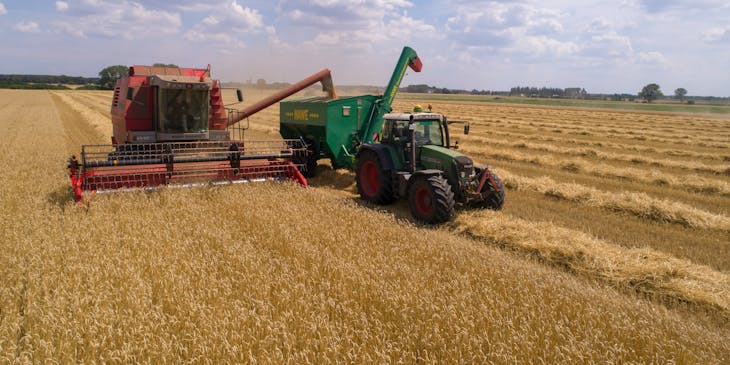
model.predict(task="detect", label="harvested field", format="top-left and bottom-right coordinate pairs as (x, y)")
top-left (0, 89), bottom-right (728, 363)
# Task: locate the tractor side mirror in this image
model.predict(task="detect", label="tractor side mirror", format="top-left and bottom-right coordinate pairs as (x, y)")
top-left (464, 123), bottom-right (470, 135)
top-left (236, 89), bottom-right (243, 102)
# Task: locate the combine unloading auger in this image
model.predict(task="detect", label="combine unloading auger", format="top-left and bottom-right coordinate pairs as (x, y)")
top-left (68, 65), bottom-right (334, 202)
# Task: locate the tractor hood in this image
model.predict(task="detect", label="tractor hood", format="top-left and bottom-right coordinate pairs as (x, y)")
top-left (419, 145), bottom-right (472, 172)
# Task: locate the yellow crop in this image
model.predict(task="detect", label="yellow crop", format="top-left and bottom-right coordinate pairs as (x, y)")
top-left (0, 90), bottom-right (728, 363)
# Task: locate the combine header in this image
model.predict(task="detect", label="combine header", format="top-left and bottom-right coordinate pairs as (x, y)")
top-left (68, 65), bottom-right (335, 201)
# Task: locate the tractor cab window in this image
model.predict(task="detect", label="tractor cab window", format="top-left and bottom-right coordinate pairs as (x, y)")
top-left (159, 88), bottom-right (209, 133)
top-left (413, 120), bottom-right (444, 146)
top-left (383, 119), bottom-right (409, 143)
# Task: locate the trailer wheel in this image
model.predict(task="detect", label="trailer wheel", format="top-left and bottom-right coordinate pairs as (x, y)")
top-left (408, 175), bottom-right (455, 224)
top-left (356, 150), bottom-right (395, 204)
top-left (296, 139), bottom-right (318, 178)
top-left (302, 155), bottom-right (318, 178)
top-left (473, 170), bottom-right (505, 210)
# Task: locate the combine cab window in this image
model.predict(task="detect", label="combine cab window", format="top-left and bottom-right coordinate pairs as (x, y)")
top-left (159, 89), bottom-right (209, 133)
top-left (414, 120), bottom-right (444, 146)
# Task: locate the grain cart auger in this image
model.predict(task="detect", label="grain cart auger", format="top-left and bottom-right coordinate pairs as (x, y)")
top-left (67, 65), bottom-right (336, 202)
top-left (279, 46), bottom-right (504, 224)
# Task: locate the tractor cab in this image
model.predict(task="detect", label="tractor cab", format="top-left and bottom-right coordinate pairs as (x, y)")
top-left (382, 112), bottom-right (446, 146)
top-left (382, 112), bottom-right (453, 170)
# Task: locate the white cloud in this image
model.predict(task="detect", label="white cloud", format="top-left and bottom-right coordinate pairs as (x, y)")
top-left (55, 1), bottom-right (68, 12)
top-left (632, 0), bottom-right (729, 13)
top-left (445, 2), bottom-right (569, 57)
top-left (0, 3), bottom-right (6, 15)
top-left (386, 13), bottom-right (438, 40)
top-left (512, 35), bottom-right (579, 57)
top-left (278, 0), bottom-right (413, 30)
top-left (184, 1), bottom-right (263, 46)
top-left (54, 0), bottom-right (180, 39)
top-left (635, 51), bottom-right (667, 64)
top-left (15, 21), bottom-right (40, 33)
top-left (703, 27), bottom-right (730, 43)
top-left (275, 0), bottom-right (433, 51)
top-left (278, 0), bottom-right (415, 38)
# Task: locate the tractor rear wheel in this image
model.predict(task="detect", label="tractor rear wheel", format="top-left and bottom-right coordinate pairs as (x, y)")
top-left (473, 170), bottom-right (505, 210)
top-left (356, 150), bottom-right (395, 204)
top-left (408, 175), bottom-right (455, 224)
top-left (355, 151), bottom-right (395, 205)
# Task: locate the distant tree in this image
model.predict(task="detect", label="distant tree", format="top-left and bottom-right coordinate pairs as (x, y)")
top-left (674, 87), bottom-right (687, 101)
top-left (98, 65), bottom-right (129, 90)
top-left (256, 78), bottom-right (266, 88)
top-left (638, 83), bottom-right (663, 103)
top-left (152, 63), bottom-right (179, 68)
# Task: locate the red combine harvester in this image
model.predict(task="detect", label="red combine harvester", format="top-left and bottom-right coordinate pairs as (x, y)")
top-left (68, 65), bottom-right (336, 202)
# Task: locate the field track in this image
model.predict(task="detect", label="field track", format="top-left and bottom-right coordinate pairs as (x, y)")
top-left (0, 89), bottom-right (728, 363)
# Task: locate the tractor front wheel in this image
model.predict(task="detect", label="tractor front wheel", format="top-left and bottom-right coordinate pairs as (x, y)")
top-left (408, 175), bottom-right (455, 224)
top-left (356, 150), bottom-right (395, 204)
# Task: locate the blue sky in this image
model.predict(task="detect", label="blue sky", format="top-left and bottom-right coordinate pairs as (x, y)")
top-left (1, 0), bottom-right (728, 96)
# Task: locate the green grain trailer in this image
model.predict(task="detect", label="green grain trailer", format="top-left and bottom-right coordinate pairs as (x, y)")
top-left (280, 46), bottom-right (421, 173)
top-left (280, 95), bottom-right (378, 171)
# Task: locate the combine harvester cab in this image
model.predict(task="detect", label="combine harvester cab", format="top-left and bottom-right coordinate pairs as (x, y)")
top-left (68, 65), bottom-right (336, 202)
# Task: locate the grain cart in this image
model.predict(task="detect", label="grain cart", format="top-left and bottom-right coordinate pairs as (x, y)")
top-left (68, 65), bottom-right (336, 202)
top-left (280, 47), bottom-right (422, 173)
top-left (279, 47), bottom-right (504, 223)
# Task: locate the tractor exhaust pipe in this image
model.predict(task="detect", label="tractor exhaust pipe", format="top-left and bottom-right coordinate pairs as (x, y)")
top-left (408, 116), bottom-right (416, 173)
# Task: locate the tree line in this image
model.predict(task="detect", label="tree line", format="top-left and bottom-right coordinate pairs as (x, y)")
top-left (0, 65), bottom-right (710, 105)
top-left (509, 86), bottom-right (587, 98)
top-left (0, 74), bottom-right (99, 85)
top-left (0, 63), bottom-right (177, 90)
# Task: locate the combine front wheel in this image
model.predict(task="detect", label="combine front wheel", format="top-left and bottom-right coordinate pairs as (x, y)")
top-left (356, 150), bottom-right (395, 204)
top-left (408, 175), bottom-right (455, 224)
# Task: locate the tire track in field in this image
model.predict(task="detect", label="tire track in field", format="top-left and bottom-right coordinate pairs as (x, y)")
top-left (464, 136), bottom-right (730, 175)
top-left (441, 104), bottom-right (730, 141)
top-left (485, 121), bottom-right (730, 149)
top-left (310, 167), bottom-right (730, 324)
top-left (460, 144), bottom-right (730, 197)
top-left (492, 168), bottom-right (730, 231)
top-left (450, 210), bottom-right (730, 324)
top-left (473, 116), bottom-right (730, 147)
top-left (471, 127), bottom-right (730, 162)
top-left (50, 92), bottom-right (106, 153)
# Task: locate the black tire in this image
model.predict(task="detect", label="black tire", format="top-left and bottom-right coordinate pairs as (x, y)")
top-left (473, 169), bottom-right (505, 210)
top-left (294, 139), bottom-right (318, 178)
top-left (301, 155), bottom-right (318, 178)
top-left (356, 150), bottom-right (395, 204)
top-left (408, 174), bottom-right (455, 224)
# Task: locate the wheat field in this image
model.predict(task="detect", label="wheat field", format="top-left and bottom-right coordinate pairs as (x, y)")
top-left (0, 89), bottom-right (728, 363)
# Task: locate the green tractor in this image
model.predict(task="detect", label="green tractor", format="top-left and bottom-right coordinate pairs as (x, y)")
top-left (355, 111), bottom-right (504, 224)
top-left (279, 46), bottom-right (504, 224)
